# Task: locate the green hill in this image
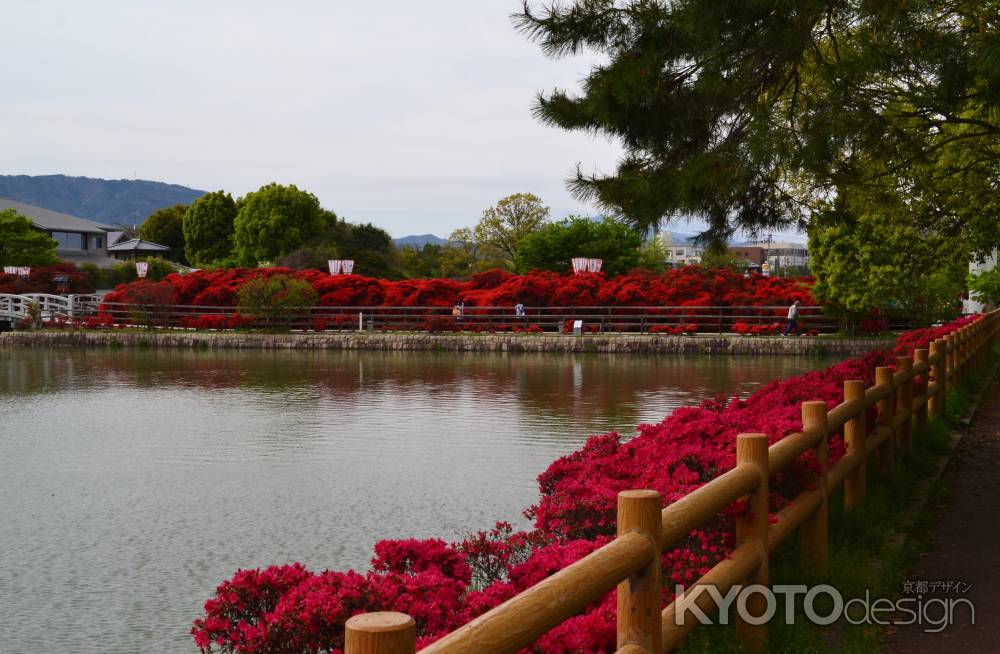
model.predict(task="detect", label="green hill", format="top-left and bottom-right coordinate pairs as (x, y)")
top-left (0, 174), bottom-right (205, 226)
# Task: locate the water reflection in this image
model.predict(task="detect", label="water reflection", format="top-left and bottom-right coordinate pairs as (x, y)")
top-left (0, 348), bottom-right (832, 654)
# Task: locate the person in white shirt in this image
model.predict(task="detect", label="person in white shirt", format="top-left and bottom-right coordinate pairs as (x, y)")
top-left (783, 300), bottom-right (802, 336)
top-left (514, 301), bottom-right (525, 318)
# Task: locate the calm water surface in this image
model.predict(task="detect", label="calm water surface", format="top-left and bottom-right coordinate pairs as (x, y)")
top-left (0, 348), bottom-right (833, 653)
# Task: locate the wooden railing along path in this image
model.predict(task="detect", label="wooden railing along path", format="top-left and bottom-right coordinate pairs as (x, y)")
top-left (343, 309), bottom-right (1000, 654)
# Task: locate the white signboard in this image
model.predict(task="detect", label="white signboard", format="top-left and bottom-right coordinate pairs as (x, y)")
top-left (328, 259), bottom-right (343, 275)
top-left (136, 262), bottom-right (149, 278)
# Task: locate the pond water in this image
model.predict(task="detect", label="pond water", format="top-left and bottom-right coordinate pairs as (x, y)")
top-left (0, 348), bottom-right (835, 653)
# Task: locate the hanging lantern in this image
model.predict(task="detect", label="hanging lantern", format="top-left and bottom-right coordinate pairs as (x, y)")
top-left (341, 260), bottom-right (354, 274)
top-left (586, 258), bottom-right (603, 273)
top-left (571, 257), bottom-right (588, 274)
top-left (136, 262), bottom-right (149, 278)
top-left (3, 266), bottom-right (17, 275)
top-left (328, 259), bottom-right (343, 275)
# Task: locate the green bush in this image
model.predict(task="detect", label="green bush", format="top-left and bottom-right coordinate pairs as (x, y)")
top-left (82, 257), bottom-right (176, 289)
top-left (235, 274), bottom-right (318, 326)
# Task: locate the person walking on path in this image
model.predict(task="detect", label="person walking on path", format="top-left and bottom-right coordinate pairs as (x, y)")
top-left (514, 300), bottom-right (525, 319)
top-left (783, 299), bottom-right (802, 336)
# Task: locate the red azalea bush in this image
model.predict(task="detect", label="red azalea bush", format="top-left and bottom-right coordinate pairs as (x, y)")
top-left (193, 315), bottom-right (979, 654)
top-left (102, 266), bottom-right (813, 313)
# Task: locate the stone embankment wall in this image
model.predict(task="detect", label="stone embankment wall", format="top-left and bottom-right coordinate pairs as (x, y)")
top-left (0, 330), bottom-right (890, 355)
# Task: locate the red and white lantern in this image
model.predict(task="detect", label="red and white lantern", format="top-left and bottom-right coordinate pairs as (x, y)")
top-left (341, 259), bottom-right (354, 275)
top-left (135, 262), bottom-right (149, 278)
top-left (586, 258), bottom-right (603, 273)
top-left (571, 257), bottom-right (588, 274)
top-left (3, 266), bottom-right (17, 275)
top-left (328, 259), bottom-right (343, 275)
top-left (17, 266), bottom-right (31, 277)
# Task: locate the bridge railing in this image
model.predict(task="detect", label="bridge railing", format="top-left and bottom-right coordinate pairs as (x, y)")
top-left (86, 302), bottom-right (904, 334)
top-left (342, 311), bottom-right (999, 653)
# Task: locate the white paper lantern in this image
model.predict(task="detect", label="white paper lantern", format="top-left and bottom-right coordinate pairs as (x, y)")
top-left (136, 262), bottom-right (149, 278)
top-left (571, 257), bottom-right (588, 274)
top-left (341, 259), bottom-right (354, 274)
top-left (17, 266), bottom-right (31, 277)
top-left (586, 258), bottom-right (603, 273)
top-left (3, 266), bottom-right (16, 275)
top-left (328, 259), bottom-right (343, 275)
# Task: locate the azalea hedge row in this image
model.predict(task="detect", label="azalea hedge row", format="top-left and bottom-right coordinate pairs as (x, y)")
top-left (101, 266), bottom-right (814, 310)
top-left (192, 315), bottom-right (977, 654)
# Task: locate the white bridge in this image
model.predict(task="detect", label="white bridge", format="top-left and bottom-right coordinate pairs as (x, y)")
top-left (0, 294), bottom-right (102, 323)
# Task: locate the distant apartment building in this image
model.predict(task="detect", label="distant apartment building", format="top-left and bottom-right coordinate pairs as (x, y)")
top-left (762, 241), bottom-right (810, 273)
top-left (656, 233), bottom-right (704, 266)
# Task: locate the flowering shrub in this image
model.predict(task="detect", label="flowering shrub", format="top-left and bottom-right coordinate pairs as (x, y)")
top-left (102, 266), bottom-right (811, 312)
top-left (732, 321), bottom-right (783, 335)
top-left (193, 315), bottom-right (978, 654)
top-left (0, 263), bottom-right (94, 295)
top-left (648, 324), bottom-right (697, 335)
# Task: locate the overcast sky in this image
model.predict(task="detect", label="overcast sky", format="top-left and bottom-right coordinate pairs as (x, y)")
top-left (1, 1), bottom-right (807, 242)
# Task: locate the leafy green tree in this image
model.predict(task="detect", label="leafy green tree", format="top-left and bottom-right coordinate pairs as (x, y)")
top-left (233, 184), bottom-right (330, 266)
top-left (400, 243), bottom-right (444, 278)
top-left (517, 1), bottom-right (1000, 248)
top-left (183, 191), bottom-right (237, 266)
top-left (0, 209), bottom-right (58, 267)
top-left (338, 222), bottom-right (402, 279)
top-left (236, 274), bottom-right (319, 326)
top-left (514, 216), bottom-right (642, 276)
top-left (474, 193), bottom-right (551, 263)
top-left (969, 264), bottom-right (1000, 307)
top-left (139, 204), bottom-right (187, 263)
top-left (809, 199), bottom-right (967, 326)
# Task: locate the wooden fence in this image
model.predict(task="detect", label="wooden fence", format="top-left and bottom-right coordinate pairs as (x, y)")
top-left (343, 309), bottom-right (1000, 654)
top-left (90, 302), bottom-right (889, 334)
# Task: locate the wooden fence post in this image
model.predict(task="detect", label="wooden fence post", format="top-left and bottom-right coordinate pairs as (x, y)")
top-left (929, 339), bottom-right (946, 419)
top-left (895, 357), bottom-right (913, 454)
top-left (875, 366), bottom-right (895, 475)
top-left (945, 333), bottom-right (957, 394)
top-left (913, 349), bottom-right (929, 434)
top-left (800, 401), bottom-right (828, 572)
top-left (843, 380), bottom-right (866, 509)
top-left (345, 612), bottom-right (416, 654)
top-left (736, 433), bottom-right (770, 653)
top-left (616, 490), bottom-right (663, 654)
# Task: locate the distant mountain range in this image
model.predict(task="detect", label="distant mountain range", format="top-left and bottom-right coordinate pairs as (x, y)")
top-left (0, 174), bottom-right (205, 227)
top-left (393, 234), bottom-right (450, 248)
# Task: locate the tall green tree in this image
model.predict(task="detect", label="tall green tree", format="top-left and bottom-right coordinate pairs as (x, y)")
top-left (139, 204), bottom-right (187, 263)
top-left (183, 191), bottom-right (237, 266)
top-left (233, 183), bottom-right (330, 266)
top-left (0, 209), bottom-right (58, 267)
top-left (517, 1), bottom-right (1000, 248)
top-left (474, 193), bottom-right (551, 263)
top-left (514, 216), bottom-right (642, 276)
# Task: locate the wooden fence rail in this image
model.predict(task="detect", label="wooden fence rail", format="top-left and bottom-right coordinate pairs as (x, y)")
top-left (349, 310), bottom-right (1000, 654)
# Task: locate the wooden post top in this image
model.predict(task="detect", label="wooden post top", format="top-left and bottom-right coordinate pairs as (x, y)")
top-left (346, 612), bottom-right (415, 633)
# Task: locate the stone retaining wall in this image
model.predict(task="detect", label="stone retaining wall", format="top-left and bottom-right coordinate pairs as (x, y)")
top-left (0, 330), bottom-right (891, 355)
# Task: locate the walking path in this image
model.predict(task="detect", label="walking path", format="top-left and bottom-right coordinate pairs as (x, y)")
top-left (885, 375), bottom-right (1000, 650)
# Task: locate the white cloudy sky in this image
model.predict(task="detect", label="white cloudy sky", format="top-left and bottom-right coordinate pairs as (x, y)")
top-left (1, 1), bottom-right (617, 236)
top-left (1, 1), bottom-right (799, 241)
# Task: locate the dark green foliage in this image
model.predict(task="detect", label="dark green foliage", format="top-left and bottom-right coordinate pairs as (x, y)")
top-left (0, 208), bottom-right (58, 266)
top-left (139, 204), bottom-right (187, 263)
top-left (80, 257), bottom-right (176, 289)
top-left (514, 216), bottom-right (642, 276)
top-left (183, 191), bottom-right (238, 266)
top-left (233, 184), bottom-right (329, 266)
top-left (236, 274), bottom-right (319, 325)
top-left (517, 1), bottom-right (1000, 248)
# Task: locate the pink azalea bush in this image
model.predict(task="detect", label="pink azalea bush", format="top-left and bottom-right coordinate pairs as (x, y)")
top-left (193, 315), bottom-right (978, 654)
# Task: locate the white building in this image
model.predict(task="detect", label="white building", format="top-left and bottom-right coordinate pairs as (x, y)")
top-left (656, 233), bottom-right (704, 265)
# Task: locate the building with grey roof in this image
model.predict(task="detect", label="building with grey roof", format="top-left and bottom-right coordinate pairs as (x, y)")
top-left (0, 198), bottom-right (170, 268)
